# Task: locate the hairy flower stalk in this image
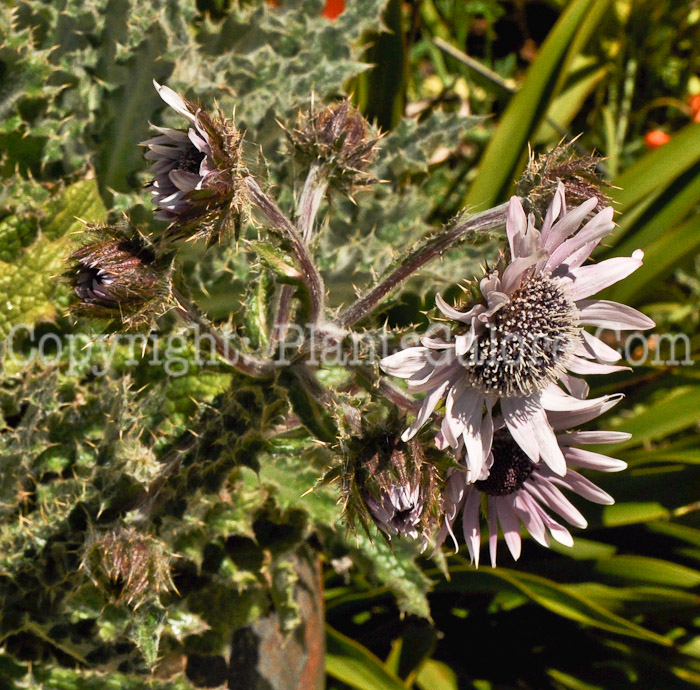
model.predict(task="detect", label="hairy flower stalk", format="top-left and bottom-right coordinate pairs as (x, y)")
top-left (435, 411), bottom-right (630, 567)
top-left (142, 81), bottom-right (245, 240)
top-left (381, 186), bottom-right (654, 480)
top-left (339, 202), bottom-right (510, 328)
top-left (69, 224), bottom-right (171, 328)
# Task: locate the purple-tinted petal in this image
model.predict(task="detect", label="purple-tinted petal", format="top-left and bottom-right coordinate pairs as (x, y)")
top-left (501, 251), bottom-right (547, 293)
top-left (553, 469), bottom-right (614, 505)
top-left (578, 331), bottom-right (623, 362)
top-left (566, 355), bottom-right (630, 376)
top-left (512, 492), bottom-right (549, 547)
top-left (495, 497), bottom-right (522, 561)
top-left (488, 499), bottom-right (499, 567)
top-left (578, 300), bottom-right (655, 330)
top-left (558, 430), bottom-right (631, 445)
top-left (563, 446), bottom-right (628, 472)
top-left (543, 197), bottom-right (599, 252)
top-left (380, 347), bottom-right (428, 377)
top-left (169, 169), bottom-right (202, 192)
top-left (435, 293), bottom-right (483, 323)
top-left (507, 196), bottom-right (528, 258)
top-left (559, 372), bottom-right (589, 399)
top-left (401, 379), bottom-right (450, 441)
top-left (545, 206), bottom-right (614, 272)
top-left (501, 396), bottom-right (540, 463)
top-left (547, 393), bottom-right (623, 429)
top-left (540, 181), bottom-right (566, 242)
top-left (154, 80), bottom-right (195, 121)
top-left (566, 253), bottom-right (644, 300)
top-left (527, 477), bottom-right (587, 528)
top-left (463, 487), bottom-right (482, 567)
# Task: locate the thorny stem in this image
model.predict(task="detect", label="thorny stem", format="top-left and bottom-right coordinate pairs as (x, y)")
top-left (355, 365), bottom-right (421, 415)
top-left (244, 175), bottom-right (326, 325)
top-left (172, 288), bottom-right (275, 378)
top-left (270, 164), bottom-right (329, 347)
top-left (338, 202), bottom-right (509, 329)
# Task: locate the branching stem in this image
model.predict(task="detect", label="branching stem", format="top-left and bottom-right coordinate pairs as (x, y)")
top-left (338, 202), bottom-right (509, 328)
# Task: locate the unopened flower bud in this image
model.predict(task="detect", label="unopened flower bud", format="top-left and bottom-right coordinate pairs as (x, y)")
top-left (342, 428), bottom-right (437, 541)
top-left (69, 224), bottom-right (171, 328)
top-left (142, 81), bottom-right (246, 242)
top-left (286, 100), bottom-right (379, 192)
top-left (82, 527), bottom-right (174, 606)
top-left (517, 141), bottom-right (611, 222)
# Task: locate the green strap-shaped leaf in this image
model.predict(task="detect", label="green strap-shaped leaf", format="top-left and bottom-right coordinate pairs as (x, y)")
top-left (326, 625), bottom-right (409, 690)
top-left (463, 0), bottom-right (613, 209)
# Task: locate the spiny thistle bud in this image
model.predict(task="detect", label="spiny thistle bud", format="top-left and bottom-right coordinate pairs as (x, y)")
top-left (82, 527), bottom-right (174, 607)
top-left (517, 140), bottom-right (611, 222)
top-left (141, 80), bottom-right (246, 242)
top-left (68, 223), bottom-right (171, 328)
top-left (285, 99), bottom-right (379, 192)
top-left (342, 427), bottom-right (438, 542)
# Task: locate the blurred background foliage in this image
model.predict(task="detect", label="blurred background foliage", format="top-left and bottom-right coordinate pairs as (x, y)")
top-left (1, 0), bottom-right (700, 688)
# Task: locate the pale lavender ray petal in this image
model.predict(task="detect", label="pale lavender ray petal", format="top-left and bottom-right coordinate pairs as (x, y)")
top-left (153, 80), bottom-right (195, 121)
top-left (188, 128), bottom-right (210, 154)
top-left (541, 385), bottom-right (619, 413)
top-left (502, 394), bottom-right (565, 475)
top-left (444, 379), bottom-right (476, 443)
top-left (462, 397), bottom-right (488, 481)
top-left (566, 355), bottom-right (630, 376)
top-left (535, 502), bottom-right (574, 547)
top-left (440, 414), bottom-right (459, 449)
top-left (488, 498), bottom-right (499, 567)
top-left (455, 326), bottom-right (478, 356)
top-left (527, 476), bottom-right (587, 528)
top-left (435, 293), bottom-right (483, 323)
top-left (402, 379), bottom-right (450, 441)
top-left (545, 206), bottom-right (614, 272)
top-left (578, 330), bottom-right (623, 362)
top-left (566, 253), bottom-right (644, 300)
top-left (149, 124), bottom-right (190, 141)
top-left (543, 197), bottom-right (599, 252)
top-left (559, 372), bottom-right (589, 399)
top-left (408, 357), bottom-right (460, 393)
top-left (495, 496), bottom-right (522, 561)
top-left (501, 251), bottom-right (547, 293)
top-left (380, 347), bottom-right (429, 377)
top-left (563, 447), bottom-right (628, 472)
top-left (169, 170), bottom-right (202, 192)
top-left (421, 336), bottom-right (453, 349)
top-left (512, 492), bottom-right (549, 547)
top-left (145, 143), bottom-right (181, 159)
top-left (547, 394), bottom-right (623, 429)
top-left (552, 469), bottom-right (614, 505)
top-left (558, 430), bottom-right (631, 445)
top-left (540, 181), bottom-right (566, 242)
top-left (507, 196), bottom-right (528, 258)
top-left (462, 487), bottom-right (482, 567)
top-left (501, 395), bottom-right (541, 463)
top-left (578, 300), bottom-right (656, 330)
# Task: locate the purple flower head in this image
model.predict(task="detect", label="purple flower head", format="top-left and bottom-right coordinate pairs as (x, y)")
top-left (141, 81), bottom-right (245, 240)
top-left (435, 411), bottom-right (629, 567)
top-left (380, 187), bottom-right (654, 481)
